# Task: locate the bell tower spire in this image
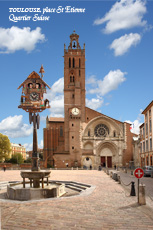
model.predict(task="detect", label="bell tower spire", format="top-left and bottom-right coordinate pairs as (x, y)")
top-left (68, 30), bottom-right (81, 49)
top-left (64, 31), bottom-right (86, 153)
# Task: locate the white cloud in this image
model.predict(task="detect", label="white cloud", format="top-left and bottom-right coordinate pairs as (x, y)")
top-left (49, 95), bottom-right (64, 117)
top-left (110, 33), bottom-right (141, 56)
top-left (45, 77), bottom-right (64, 117)
top-left (45, 70), bottom-right (125, 115)
top-left (49, 77), bottom-right (64, 95)
top-left (86, 98), bottom-right (104, 110)
top-left (126, 119), bottom-right (142, 134)
top-left (40, 116), bottom-right (46, 122)
top-left (23, 143), bottom-right (33, 152)
top-left (0, 26), bottom-right (45, 53)
top-left (24, 139), bottom-right (43, 152)
top-left (39, 139), bottom-right (43, 149)
top-left (0, 115), bottom-right (33, 138)
top-left (88, 70), bottom-right (126, 96)
top-left (86, 75), bottom-right (97, 85)
top-left (125, 109), bottom-right (143, 134)
top-left (94, 0), bottom-right (147, 34)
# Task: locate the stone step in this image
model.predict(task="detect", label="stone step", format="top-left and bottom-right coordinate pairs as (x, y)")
top-left (49, 180), bottom-right (90, 192)
top-left (65, 184), bottom-right (82, 192)
top-left (70, 181), bottom-right (91, 188)
top-left (66, 183), bottom-right (88, 190)
top-left (50, 180), bottom-right (91, 188)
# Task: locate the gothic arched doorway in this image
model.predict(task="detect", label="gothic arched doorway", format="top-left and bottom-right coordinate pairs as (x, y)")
top-left (97, 142), bottom-right (118, 168)
top-left (100, 148), bottom-right (112, 168)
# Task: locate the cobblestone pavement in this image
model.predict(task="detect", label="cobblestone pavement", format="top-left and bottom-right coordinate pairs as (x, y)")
top-left (0, 170), bottom-right (153, 230)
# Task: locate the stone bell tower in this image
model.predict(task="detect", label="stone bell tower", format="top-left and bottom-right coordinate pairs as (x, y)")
top-left (64, 31), bottom-right (86, 164)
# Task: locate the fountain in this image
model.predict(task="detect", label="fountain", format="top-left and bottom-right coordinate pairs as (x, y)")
top-left (7, 65), bottom-right (65, 201)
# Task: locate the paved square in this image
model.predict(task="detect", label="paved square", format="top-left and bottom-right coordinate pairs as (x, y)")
top-left (0, 170), bottom-right (153, 230)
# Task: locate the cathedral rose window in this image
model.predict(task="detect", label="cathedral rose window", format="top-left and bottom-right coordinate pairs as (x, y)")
top-left (94, 124), bottom-right (109, 137)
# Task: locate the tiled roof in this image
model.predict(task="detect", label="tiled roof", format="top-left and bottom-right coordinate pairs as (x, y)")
top-left (142, 100), bottom-right (153, 114)
top-left (48, 117), bottom-right (64, 122)
top-left (17, 71), bottom-right (51, 89)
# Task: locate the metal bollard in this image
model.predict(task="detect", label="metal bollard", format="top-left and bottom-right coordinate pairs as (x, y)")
top-left (112, 173), bottom-right (118, 181)
top-left (131, 171), bottom-right (133, 175)
top-left (130, 181), bottom-right (136, 196)
top-left (98, 166), bottom-right (102, 171)
top-left (115, 173), bottom-right (118, 181)
top-left (117, 175), bottom-right (121, 184)
top-left (139, 184), bottom-right (146, 205)
top-left (114, 173), bottom-right (118, 181)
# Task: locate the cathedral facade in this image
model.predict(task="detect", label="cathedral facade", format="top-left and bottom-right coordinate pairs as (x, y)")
top-left (43, 32), bottom-right (135, 169)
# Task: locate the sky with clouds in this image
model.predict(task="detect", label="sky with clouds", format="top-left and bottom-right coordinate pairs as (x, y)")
top-left (0, 0), bottom-right (153, 151)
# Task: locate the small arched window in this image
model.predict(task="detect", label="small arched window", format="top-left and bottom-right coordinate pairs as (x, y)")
top-left (73, 58), bottom-right (75, 68)
top-left (70, 76), bottom-right (72, 82)
top-left (113, 131), bottom-right (116, 137)
top-left (28, 83), bottom-right (33, 89)
top-left (36, 83), bottom-right (41, 89)
top-left (79, 58), bottom-right (81, 68)
top-left (79, 70), bottom-right (81, 76)
top-left (72, 41), bottom-right (77, 49)
top-left (88, 130), bottom-right (90, 137)
top-left (73, 76), bottom-right (75, 82)
top-left (69, 58), bottom-right (71, 68)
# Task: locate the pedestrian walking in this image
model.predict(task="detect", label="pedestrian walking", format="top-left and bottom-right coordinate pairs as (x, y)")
top-left (3, 165), bottom-right (6, 172)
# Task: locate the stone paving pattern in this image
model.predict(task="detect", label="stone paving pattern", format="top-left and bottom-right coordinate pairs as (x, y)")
top-left (0, 170), bottom-right (153, 230)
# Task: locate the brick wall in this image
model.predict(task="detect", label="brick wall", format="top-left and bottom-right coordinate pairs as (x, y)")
top-left (0, 163), bottom-right (12, 168)
top-left (123, 122), bottom-right (137, 166)
top-left (43, 121), bottom-right (65, 167)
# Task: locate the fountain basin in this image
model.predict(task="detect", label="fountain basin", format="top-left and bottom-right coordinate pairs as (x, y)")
top-left (7, 182), bottom-right (66, 201)
top-left (20, 170), bottom-right (51, 188)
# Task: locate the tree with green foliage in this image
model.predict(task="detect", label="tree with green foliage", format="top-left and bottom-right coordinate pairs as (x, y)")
top-left (0, 133), bottom-right (11, 162)
top-left (7, 153), bottom-right (24, 164)
top-left (24, 158), bottom-right (32, 163)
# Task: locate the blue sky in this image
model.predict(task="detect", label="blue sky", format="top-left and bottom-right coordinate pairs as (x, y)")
top-left (0, 0), bottom-right (153, 151)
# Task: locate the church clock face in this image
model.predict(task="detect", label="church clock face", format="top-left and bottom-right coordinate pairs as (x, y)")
top-left (30, 92), bottom-right (39, 101)
top-left (72, 107), bottom-right (79, 115)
